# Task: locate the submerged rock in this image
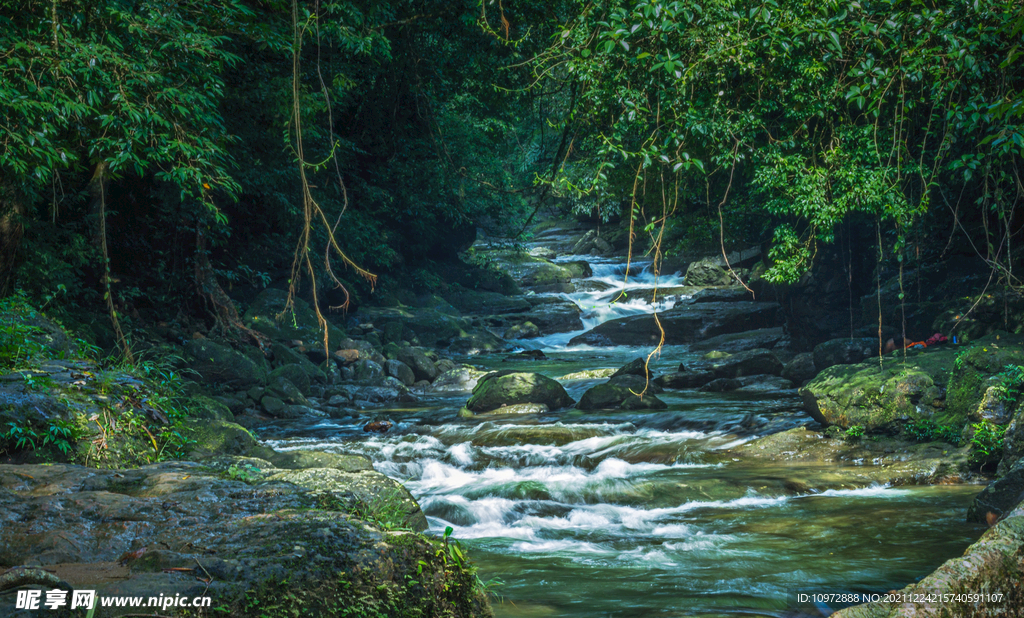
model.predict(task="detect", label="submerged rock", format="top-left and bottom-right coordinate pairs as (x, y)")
top-left (465, 371), bottom-right (574, 413)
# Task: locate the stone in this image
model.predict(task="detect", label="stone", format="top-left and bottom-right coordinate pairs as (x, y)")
top-left (180, 420), bottom-right (275, 460)
top-left (782, 352), bottom-right (818, 384)
top-left (974, 386), bottom-right (1016, 425)
top-left (733, 375), bottom-right (795, 394)
top-left (999, 407), bottom-right (1024, 477)
top-left (569, 301), bottom-right (781, 347)
top-left (799, 346), bottom-right (958, 431)
top-left (967, 456), bottom-right (1024, 527)
top-left (429, 366), bottom-right (490, 392)
top-left (577, 382), bottom-right (665, 410)
top-left (189, 394), bottom-right (234, 421)
top-left (266, 375), bottom-right (307, 405)
top-left (684, 257), bottom-right (733, 286)
top-left (655, 371), bottom-right (717, 389)
top-left (607, 373), bottom-right (663, 394)
top-left (476, 403), bottom-right (549, 416)
top-left (384, 359), bottom-right (416, 386)
top-left (396, 347), bottom-right (438, 382)
top-left (184, 339), bottom-right (266, 389)
top-left (271, 342), bottom-right (327, 384)
top-left (610, 358), bottom-right (652, 380)
top-left (558, 368), bottom-right (618, 380)
top-left (268, 450), bottom-right (373, 473)
top-left (688, 327), bottom-right (786, 353)
top-left (812, 337), bottom-right (877, 371)
top-left (242, 288), bottom-right (346, 348)
top-left (269, 364), bottom-right (312, 396)
top-left (466, 371), bottom-right (575, 412)
top-left (443, 286), bottom-right (532, 315)
top-left (504, 321), bottom-right (540, 339)
top-left (696, 348), bottom-right (784, 379)
top-left (700, 378), bottom-right (742, 392)
top-left (261, 395), bottom-right (286, 415)
top-left (352, 359), bottom-right (385, 384)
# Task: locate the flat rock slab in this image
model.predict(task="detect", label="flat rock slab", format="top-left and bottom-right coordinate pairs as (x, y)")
top-left (568, 301), bottom-right (781, 347)
top-left (0, 461), bottom-right (476, 617)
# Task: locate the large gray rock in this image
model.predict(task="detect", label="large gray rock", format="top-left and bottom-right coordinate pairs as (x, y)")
top-left (812, 337), bottom-right (877, 371)
top-left (429, 366), bottom-right (490, 392)
top-left (268, 364), bottom-right (312, 396)
top-left (684, 258), bottom-right (734, 286)
top-left (569, 302), bottom-right (781, 347)
top-left (466, 371), bottom-right (574, 412)
top-left (185, 339), bottom-right (266, 389)
top-left (688, 327), bottom-right (786, 353)
top-left (655, 371), bottom-right (717, 389)
top-left (397, 347), bottom-right (439, 382)
top-left (384, 359), bottom-right (416, 386)
top-left (691, 348), bottom-right (784, 379)
top-left (966, 458), bottom-right (1024, 523)
top-left (577, 383), bottom-right (666, 410)
top-left (782, 352), bottom-right (818, 384)
top-left (0, 462), bottom-right (486, 617)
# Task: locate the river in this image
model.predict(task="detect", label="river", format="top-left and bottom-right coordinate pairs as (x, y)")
top-left (262, 243), bottom-right (985, 617)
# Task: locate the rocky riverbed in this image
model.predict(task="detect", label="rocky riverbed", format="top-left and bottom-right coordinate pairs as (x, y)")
top-left (3, 221), bottom-right (1024, 617)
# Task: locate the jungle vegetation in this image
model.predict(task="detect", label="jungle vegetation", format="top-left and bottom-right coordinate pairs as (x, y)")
top-left (1, 0), bottom-right (1022, 348)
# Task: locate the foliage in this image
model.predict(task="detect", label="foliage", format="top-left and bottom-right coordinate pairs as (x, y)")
top-left (0, 418), bottom-right (81, 458)
top-left (522, 0), bottom-right (1024, 280)
top-left (904, 418), bottom-right (963, 446)
top-left (843, 424), bottom-right (865, 440)
top-left (969, 420), bottom-right (1008, 469)
top-left (993, 364), bottom-right (1024, 403)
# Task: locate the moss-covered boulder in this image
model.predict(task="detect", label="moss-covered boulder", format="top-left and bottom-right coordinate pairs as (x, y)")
top-left (799, 350), bottom-right (953, 431)
top-left (184, 339), bottom-right (267, 389)
top-left (266, 468), bottom-right (428, 532)
top-left (181, 419), bottom-right (275, 461)
top-left (945, 335), bottom-right (1024, 424)
top-left (188, 394), bottom-right (234, 421)
top-left (465, 371), bottom-right (574, 412)
top-left (242, 288), bottom-right (346, 348)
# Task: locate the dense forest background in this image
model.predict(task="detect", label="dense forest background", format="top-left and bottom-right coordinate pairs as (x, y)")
top-left (2, 0), bottom-right (1023, 350)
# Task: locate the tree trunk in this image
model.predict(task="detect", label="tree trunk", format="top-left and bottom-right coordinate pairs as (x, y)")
top-left (0, 185), bottom-right (26, 297)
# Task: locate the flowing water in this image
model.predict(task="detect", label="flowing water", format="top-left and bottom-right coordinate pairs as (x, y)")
top-left (262, 240), bottom-right (986, 617)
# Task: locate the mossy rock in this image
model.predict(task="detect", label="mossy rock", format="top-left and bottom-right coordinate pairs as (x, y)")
top-left (269, 364), bottom-right (312, 396)
top-left (800, 346), bottom-right (959, 431)
top-left (268, 450), bottom-right (373, 473)
top-left (181, 419), bottom-right (275, 461)
top-left (945, 335), bottom-right (1024, 425)
top-left (265, 468), bottom-right (428, 531)
top-left (465, 371), bottom-right (574, 412)
top-left (242, 288), bottom-right (346, 348)
top-left (189, 394), bottom-right (234, 421)
top-left (184, 339), bottom-right (267, 389)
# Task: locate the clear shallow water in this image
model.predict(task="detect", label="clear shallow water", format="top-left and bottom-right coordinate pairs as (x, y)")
top-left (262, 247), bottom-right (984, 617)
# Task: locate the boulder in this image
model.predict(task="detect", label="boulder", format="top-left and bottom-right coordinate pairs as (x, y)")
top-left (448, 330), bottom-right (508, 355)
top-left (468, 403), bottom-right (550, 416)
top-left (184, 339), bottom-right (266, 389)
top-left (700, 378), bottom-right (742, 392)
top-left (352, 359), bottom-right (385, 384)
top-left (504, 321), bottom-right (541, 339)
top-left (443, 286), bottom-right (532, 315)
top-left (189, 394), bottom-right (235, 421)
top-left (271, 342), bottom-right (327, 384)
top-left (266, 375), bottom-right (308, 405)
top-left (357, 307), bottom-right (469, 347)
top-left (695, 348), bottom-right (784, 379)
top-left (577, 383), bottom-right (664, 410)
top-left (384, 359), bottom-right (416, 386)
top-left (268, 364), bottom-right (312, 396)
top-left (684, 258), bottom-right (733, 286)
top-left (966, 458), bottom-right (1024, 523)
top-left (733, 375), bottom-right (795, 394)
top-left (268, 450), bottom-right (373, 473)
top-left (396, 347), bottom-right (439, 382)
top-left (242, 288), bottom-right (346, 348)
top-left (607, 373), bottom-right (663, 394)
top-left (812, 337), bottom-right (877, 371)
top-left (465, 371), bottom-right (575, 412)
top-left (999, 410), bottom-right (1024, 477)
top-left (180, 419), bottom-right (275, 461)
top-left (688, 327), bottom-right (786, 353)
top-left (516, 297), bottom-right (584, 334)
top-left (946, 337), bottom-right (1024, 424)
top-left (799, 346), bottom-right (956, 431)
top-left (610, 358), bottom-right (652, 380)
top-left (655, 371), bottom-right (717, 389)
top-left (569, 302), bottom-right (781, 347)
top-left (782, 352), bottom-right (818, 384)
top-left (974, 386), bottom-right (1016, 425)
top-left (429, 366), bottom-right (490, 392)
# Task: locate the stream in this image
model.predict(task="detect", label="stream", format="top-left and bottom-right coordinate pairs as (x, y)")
top-left (261, 241), bottom-right (986, 617)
